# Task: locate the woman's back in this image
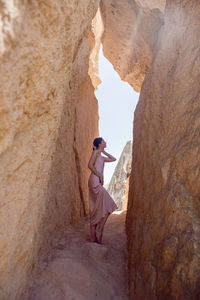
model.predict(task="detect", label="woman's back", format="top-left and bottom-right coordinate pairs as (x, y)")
top-left (93, 155), bottom-right (104, 175)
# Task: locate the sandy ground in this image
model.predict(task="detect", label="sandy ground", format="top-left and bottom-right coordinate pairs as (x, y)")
top-left (30, 211), bottom-right (129, 300)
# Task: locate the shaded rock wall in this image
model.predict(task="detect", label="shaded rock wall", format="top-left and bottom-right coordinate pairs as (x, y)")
top-left (100, 0), bottom-right (200, 298)
top-left (100, 0), bottom-right (165, 92)
top-left (126, 0), bottom-right (200, 298)
top-left (0, 1), bottom-right (99, 299)
top-left (107, 141), bottom-right (132, 210)
top-left (123, 177), bottom-right (130, 212)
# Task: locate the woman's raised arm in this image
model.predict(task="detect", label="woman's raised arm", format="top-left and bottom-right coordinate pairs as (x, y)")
top-left (102, 150), bottom-right (116, 162)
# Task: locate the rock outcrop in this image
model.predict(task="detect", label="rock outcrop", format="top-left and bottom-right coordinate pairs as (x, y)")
top-left (100, 0), bottom-right (200, 298)
top-left (107, 141), bottom-right (132, 211)
top-left (100, 0), bottom-right (165, 92)
top-left (0, 1), bottom-right (99, 299)
top-left (88, 8), bottom-right (104, 90)
top-left (126, 1), bottom-right (200, 299)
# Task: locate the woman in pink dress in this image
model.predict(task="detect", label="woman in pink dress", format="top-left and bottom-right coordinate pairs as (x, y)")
top-left (88, 137), bottom-right (118, 244)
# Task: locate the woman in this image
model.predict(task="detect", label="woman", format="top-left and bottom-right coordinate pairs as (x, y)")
top-left (88, 137), bottom-right (118, 245)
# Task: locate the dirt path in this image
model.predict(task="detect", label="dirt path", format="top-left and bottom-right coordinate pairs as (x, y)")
top-left (30, 211), bottom-right (129, 300)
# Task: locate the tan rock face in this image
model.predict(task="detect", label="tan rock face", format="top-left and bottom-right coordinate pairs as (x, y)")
top-left (135, 0), bottom-right (166, 11)
top-left (88, 8), bottom-right (104, 90)
top-left (123, 177), bottom-right (130, 212)
top-left (2, 0), bottom-right (200, 299)
top-left (126, 0), bottom-right (200, 298)
top-left (100, 0), bottom-right (164, 92)
top-left (107, 141), bottom-right (132, 211)
top-left (0, 1), bottom-right (99, 299)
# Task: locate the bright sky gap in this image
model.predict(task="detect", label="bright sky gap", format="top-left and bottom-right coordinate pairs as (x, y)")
top-left (95, 45), bottom-right (139, 185)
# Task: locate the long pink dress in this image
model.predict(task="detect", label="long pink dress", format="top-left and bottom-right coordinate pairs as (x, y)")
top-left (88, 154), bottom-right (118, 225)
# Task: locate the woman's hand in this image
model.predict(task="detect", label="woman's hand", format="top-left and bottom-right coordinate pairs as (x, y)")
top-left (99, 175), bottom-right (104, 186)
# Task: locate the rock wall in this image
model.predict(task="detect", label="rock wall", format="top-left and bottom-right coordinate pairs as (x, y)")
top-left (0, 1), bottom-right (99, 299)
top-left (126, 0), bottom-right (200, 298)
top-left (2, 0), bottom-right (200, 299)
top-left (100, 0), bottom-right (165, 92)
top-left (88, 8), bottom-right (104, 90)
top-left (107, 141), bottom-right (132, 211)
top-left (100, 0), bottom-right (200, 298)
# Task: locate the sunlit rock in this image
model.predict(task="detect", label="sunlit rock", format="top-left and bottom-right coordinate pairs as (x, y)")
top-left (0, 1), bottom-right (99, 299)
top-left (2, 0), bottom-right (200, 299)
top-left (100, 0), bottom-right (165, 92)
top-left (135, 0), bottom-right (166, 11)
top-left (107, 141), bottom-right (132, 211)
top-left (126, 1), bottom-right (200, 298)
top-left (88, 8), bottom-right (104, 90)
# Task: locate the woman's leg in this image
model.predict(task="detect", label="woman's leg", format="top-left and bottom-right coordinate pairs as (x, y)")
top-left (96, 212), bottom-right (110, 244)
top-left (90, 223), bottom-right (97, 242)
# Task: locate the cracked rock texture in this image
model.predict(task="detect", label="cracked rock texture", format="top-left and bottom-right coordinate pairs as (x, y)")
top-left (0, 1), bottom-right (99, 299)
top-left (126, 0), bottom-right (200, 299)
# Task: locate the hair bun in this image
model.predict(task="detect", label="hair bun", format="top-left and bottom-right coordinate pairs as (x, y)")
top-left (93, 137), bottom-right (102, 150)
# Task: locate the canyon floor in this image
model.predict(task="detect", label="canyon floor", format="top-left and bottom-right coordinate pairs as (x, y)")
top-left (30, 210), bottom-right (129, 300)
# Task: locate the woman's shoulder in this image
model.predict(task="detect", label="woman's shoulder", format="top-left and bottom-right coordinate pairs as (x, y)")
top-left (92, 150), bottom-right (104, 160)
top-left (94, 152), bottom-right (104, 161)
top-left (93, 149), bottom-right (102, 156)
top-left (90, 150), bottom-right (102, 163)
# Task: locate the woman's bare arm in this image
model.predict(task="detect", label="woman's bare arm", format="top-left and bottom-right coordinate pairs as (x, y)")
top-left (88, 150), bottom-right (103, 181)
top-left (102, 150), bottom-right (116, 162)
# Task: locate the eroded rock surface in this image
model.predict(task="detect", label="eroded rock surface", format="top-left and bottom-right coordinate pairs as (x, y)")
top-left (2, 0), bottom-right (200, 299)
top-left (100, 0), bottom-right (165, 92)
top-left (126, 0), bottom-right (200, 298)
top-left (107, 141), bottom-right (132, 211)
top-left (88, 8), bottom-right (104, 90)
top-left (0, 1), bottom-right (99, 299)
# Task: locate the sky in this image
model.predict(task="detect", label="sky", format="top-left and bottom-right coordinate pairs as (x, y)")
top-left (95, 46), bottom-right (139, 185)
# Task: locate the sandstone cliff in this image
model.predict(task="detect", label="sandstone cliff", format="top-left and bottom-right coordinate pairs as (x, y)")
top-left (2, 0), bottom-right (200, 299)
top-left (100, 0), bottom-right (200, 298)
top-left (126, 1), bottom-right (200, 299)
top-left (107, 141), bottom-right (132, 211)
top-left (0, 1), bottom-right (99, 299)
top-left (100, 0), bottom-right (165, 92)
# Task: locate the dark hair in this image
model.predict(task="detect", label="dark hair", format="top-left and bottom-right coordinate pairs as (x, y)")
top-left (93, 137), bottom-right (103, 150)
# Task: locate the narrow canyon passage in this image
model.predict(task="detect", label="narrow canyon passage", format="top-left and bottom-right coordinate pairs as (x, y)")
top-left (2, 1), bottom-right (200, 299)
top-left (30, 211), bottom-right (129, 300)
